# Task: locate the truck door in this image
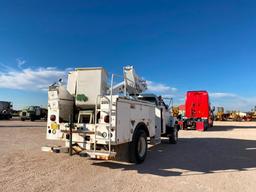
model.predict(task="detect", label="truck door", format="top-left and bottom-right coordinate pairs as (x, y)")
top-left (155, 107), bottom-right (162, 137)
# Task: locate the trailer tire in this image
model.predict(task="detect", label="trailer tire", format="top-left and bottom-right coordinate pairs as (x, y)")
top-left (169, 125), bottom-right (178, 144)
top-left (129, 129), bottom-right (147, 164)
top-left (204, 121), bottom-right (209, 131)
top-left (183, 121), bottom-right (187, 130)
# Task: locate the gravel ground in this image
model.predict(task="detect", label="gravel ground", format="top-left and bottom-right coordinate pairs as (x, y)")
top-left (1, 120), bottom-right (256, 192)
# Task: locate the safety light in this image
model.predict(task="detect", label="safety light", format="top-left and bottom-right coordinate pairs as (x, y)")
top-left (104, 115), bottom-right (110, 123)
top-left (50, 115), bottom-right (56, 121)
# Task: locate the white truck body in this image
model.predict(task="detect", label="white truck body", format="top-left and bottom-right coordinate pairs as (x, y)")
top-left (44, 66), bottom-right (178, 163)
top-left (47, 85), bottom-right (74, 140)
top-left (67, 67), bottom-right (108, 109)
top-left (47, 96), bottom-right (157, 145)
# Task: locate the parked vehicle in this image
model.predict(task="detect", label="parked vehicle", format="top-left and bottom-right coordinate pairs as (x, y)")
top-left (179, 91), bottom-right (214, 131)
top-left (43, 66), bottom-right (179, 164)
top-left (215, 107), bottom-right (225, 121)
top-left (0, 101), bottom-right (12, 120)
top-left (20, 106), bottom-right (47, 121)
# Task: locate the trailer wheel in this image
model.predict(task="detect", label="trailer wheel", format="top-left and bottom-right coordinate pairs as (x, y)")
top-left (169, 125), bottom-right (178, 144)
top-left (129, 129), bottom-right (147, 164)
top-left (183, 121), bottom-right (187, 130)
top-left (204, 121), bottom-right (209, 131)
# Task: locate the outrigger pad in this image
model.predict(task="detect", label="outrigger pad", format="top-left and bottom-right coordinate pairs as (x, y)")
top-left (41, 146), bottom-right (69, 153)
top-left (41, 146), bottom-right (53, 152)
top-left (79, 152), bottom-right (89, 157)
top-left (52, 148), bottom-right (60, 153)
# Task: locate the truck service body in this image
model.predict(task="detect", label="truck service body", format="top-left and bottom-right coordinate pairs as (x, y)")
top-left (43, 66), bottom-right (179, 163)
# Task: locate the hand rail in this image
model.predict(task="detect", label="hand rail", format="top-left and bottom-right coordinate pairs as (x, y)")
top-left (109, 74), bottom-right (115, 154)
top-left (93, 72), bottom-right (133, 156)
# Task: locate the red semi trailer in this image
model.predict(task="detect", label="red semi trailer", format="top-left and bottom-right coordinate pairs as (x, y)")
top-left (180, 91), bottom-right (214, 131)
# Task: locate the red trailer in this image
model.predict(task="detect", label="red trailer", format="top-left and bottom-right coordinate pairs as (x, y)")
top-left (180, 91), bottom-right (214, 131)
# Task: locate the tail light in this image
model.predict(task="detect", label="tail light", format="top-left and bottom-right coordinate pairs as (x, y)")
top-left (104, 115), bottom-right (110, 123)
top-left (50, 115), bottom-right (56, 121)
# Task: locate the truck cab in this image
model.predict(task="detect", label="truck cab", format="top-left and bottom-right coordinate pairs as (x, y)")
top-left (20, 106), bottom-right (47, 121)
top-left (181, 91), bottom-right (214, 131)
top-left (0, 101), bottom-right (12, 120)
top-left (138, 94), bottom-right (179, 143)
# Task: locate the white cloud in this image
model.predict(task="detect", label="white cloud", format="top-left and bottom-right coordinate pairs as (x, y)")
top-left (1, 64), bottom-right (254, 112)
top-left (16, 58), bottom-right (27, 68)
top-left (147, 80), bottom-right (178, 94)
top-left (0, 67), bottom-right (70, 91)
top-left (145, 80), bottom-right (180, 104)
top-left (209, 92), bottom-right (237, 99)
top-left (209, 92), bottom-right (256, 111)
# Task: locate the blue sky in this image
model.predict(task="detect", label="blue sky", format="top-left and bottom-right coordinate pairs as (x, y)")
top-left (0, 0), bottom-right (256, 111)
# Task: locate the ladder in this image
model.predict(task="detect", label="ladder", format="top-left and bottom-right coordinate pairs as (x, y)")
top-left (64, 74), bottom-right (118, 159)
top-left (90, 95), bottom-right (116, 159)
top-left (89, 74), bottom-right (118, 159)
top-left (62, 121), bottom-right (116, 158)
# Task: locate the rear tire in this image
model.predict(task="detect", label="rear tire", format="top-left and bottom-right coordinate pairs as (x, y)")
top-left (129, 129), bottom-right (148, 164)
top-left (169, 125), bottom-right (178, 144)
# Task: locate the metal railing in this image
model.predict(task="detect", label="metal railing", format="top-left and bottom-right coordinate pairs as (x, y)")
top-left (92, 73), bottom-right (135, 156)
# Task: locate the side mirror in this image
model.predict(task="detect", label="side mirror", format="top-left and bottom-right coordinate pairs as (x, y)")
top-left (212, 106), bottom-right (215, 112)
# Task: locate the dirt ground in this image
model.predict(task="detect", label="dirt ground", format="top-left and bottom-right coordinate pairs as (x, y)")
top-left (1, 120), bottom-right (256, 192)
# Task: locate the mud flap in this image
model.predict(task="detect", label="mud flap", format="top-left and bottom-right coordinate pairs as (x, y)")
top-left (196, 122), bottom-right (205, 131)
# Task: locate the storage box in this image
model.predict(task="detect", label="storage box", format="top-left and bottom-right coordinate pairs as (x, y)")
top-left (67, 67), bottom-right (108, 109)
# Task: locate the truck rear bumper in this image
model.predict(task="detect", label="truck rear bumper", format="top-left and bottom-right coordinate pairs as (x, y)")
top-left (181, 119), bottom-right (209, 131)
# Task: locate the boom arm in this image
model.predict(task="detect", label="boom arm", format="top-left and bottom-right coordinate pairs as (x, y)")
top-left (112, 66), bottom-right (147, 95)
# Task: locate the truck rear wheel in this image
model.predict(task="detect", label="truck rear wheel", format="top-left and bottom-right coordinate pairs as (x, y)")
top-left (129, 129), bottom-right (147, 164)
top-left (169, 125), bottom-right (178, 144)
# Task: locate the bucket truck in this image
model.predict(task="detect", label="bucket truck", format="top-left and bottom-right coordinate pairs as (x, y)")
top-left (43, 66), bottom-right (179, 164)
